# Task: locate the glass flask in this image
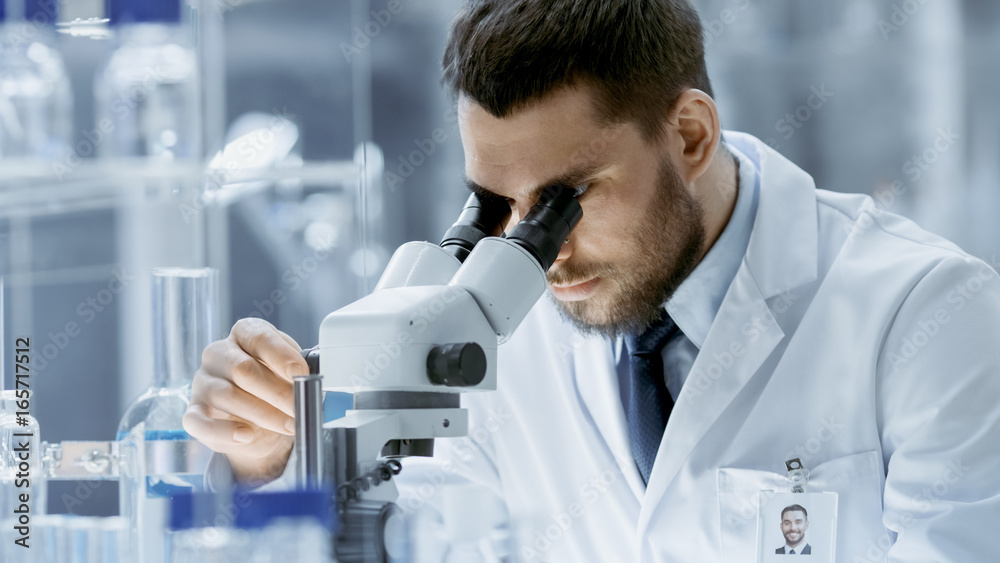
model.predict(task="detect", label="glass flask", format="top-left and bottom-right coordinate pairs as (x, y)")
top-left (118, 267), bottom-right (217, 563)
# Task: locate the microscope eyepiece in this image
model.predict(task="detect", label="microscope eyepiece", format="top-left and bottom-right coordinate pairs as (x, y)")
top-left (440, 193), bottom-right (510, 262)
top-left (505, 185), bottom-right (583, 271)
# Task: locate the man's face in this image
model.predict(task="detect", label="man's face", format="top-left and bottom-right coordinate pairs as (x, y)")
top-left (459, 85), bottom-right (706, 337)
top-left (781, 510), bottom-right (808, 547)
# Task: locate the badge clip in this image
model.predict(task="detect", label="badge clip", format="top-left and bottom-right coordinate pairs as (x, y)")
top-left (784, 458), bottom-right (809, 493)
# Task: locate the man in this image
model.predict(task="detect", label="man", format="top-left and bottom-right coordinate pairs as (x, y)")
top-left (776, 505), bottom-right (811, 555)
top-left (184, 0), bottom-right (1000, 561)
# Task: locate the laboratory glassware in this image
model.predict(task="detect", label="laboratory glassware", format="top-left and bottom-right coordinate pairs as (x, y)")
top-left (94, 0), bottom-right (199, 159)
top-left (0, 0), bottom-right (72, 158)
top-left (118, 267), bottom-right (217, 563)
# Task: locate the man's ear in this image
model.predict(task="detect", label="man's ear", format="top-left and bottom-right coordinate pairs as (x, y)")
top-left (662, 89), bottom-right (722, 184)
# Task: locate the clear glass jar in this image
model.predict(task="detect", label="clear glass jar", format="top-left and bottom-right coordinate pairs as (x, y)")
top-left (94, 12), bottom-right (199, 159)
top-left (0, 17), bottom-right (72, 159)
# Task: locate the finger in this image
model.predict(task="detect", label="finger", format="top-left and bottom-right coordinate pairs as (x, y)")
top-left (199, 339), bottom-right (231, 377)
top-left (275, 328), bottom-right (304, 352)
top-left (199, 376), bottom-right (296, 436)
top-left (226, 349), bottom-right (296, 418)
top-left (197, 349), bottom-right (295, 419)
top-left (183, 403), bottom-right (257, 453)
top-left (275, 328), bottom-right (314, 377)
top-left (230, 318), bottom-right (310, 381)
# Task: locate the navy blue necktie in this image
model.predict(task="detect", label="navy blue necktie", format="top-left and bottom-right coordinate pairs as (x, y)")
top-left (625, 309), bottom-right (680, 485)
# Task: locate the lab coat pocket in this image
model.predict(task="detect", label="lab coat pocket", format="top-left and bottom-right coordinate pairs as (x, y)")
top-left (717, 450), bottom-right (886, 563)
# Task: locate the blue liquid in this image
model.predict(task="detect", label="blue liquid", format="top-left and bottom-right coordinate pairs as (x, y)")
top-left (146, 473), bottom-right (203, 498)
top-left (115, 428), bottom-right (192, 441)
top-left (115, 428), bottom-right (204, 497)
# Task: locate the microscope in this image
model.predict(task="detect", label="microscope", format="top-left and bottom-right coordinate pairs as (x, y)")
top-left (293, 185), bottom-right (582, 562)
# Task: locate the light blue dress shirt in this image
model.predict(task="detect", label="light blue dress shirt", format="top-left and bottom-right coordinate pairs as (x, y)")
top-left (616, 138), bottom-right (761, 404)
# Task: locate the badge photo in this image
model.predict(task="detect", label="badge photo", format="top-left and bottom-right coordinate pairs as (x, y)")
top-left (757, 492), bottom-right (838, 562)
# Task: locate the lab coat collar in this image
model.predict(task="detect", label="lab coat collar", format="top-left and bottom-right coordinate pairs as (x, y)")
top-left (663, 135), bottom-right (760, 350)
top-left (728, 131), bottom-right (819, 299)
top-left (637, 132), bottom-right (820, 538)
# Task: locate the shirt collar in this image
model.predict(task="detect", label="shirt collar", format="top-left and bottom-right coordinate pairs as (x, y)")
top-left (664, 138), bottom-right (760, 349)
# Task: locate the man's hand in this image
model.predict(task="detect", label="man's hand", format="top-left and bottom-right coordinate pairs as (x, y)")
top-left (183, 318), bottom-right (311, 484)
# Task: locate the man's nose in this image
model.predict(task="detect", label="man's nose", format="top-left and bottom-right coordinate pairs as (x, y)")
top-left (554, 236), bottom-right (574, 264)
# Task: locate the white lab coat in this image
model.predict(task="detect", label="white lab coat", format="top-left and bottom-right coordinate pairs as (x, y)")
top-left (398, 132), bottom-right (1000, 562)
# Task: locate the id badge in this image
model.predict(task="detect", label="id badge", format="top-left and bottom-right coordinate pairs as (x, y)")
top-left (756, 459), bottom-right (838, 562)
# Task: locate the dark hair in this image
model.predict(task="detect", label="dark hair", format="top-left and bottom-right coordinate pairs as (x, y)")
top-left (442, 0), bottom-right (713, 142)
top-left (781, 504), bottom-right (809, 521)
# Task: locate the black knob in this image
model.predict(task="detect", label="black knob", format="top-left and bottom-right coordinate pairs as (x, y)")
top-left (426, 343), bottom-right (487, 387)
top-left (300, 347), bottom-right (321, 375)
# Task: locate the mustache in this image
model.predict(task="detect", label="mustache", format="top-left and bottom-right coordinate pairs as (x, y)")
top-left (547, 261), bottom-right (609, 286)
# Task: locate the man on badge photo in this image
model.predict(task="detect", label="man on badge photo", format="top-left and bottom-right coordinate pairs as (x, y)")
top-left (776, 504), bottom-right (812, 555)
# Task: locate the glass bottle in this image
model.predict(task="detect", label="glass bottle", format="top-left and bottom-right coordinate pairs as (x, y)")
top-left (118, 267), bottom-right (217, 563)
top-left (94, 0), bottom-right (199, 159)
top-left (0, 0), bottom-right (73, 159)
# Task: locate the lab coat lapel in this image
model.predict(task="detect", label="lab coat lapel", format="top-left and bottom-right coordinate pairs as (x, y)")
top-left (637, 135), bottom-right (819, 536)
top-left (572, 332), bottom-right (648, 500)
top-left (637, 264), bottom-right (784, 533)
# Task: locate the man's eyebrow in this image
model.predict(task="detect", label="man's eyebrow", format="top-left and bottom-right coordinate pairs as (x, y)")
top-left (465, 160), bottom-right (606, 203)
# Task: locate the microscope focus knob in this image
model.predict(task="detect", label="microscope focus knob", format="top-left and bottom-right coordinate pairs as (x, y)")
top-left (426, 342), bottom-right (487, 387)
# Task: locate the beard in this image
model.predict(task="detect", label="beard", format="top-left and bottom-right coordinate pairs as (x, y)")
top-left (784, 530), bottom-right (804, 544)
top-left (547, 156), bottom-right (706, 338)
